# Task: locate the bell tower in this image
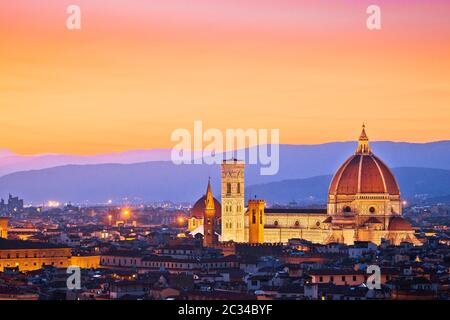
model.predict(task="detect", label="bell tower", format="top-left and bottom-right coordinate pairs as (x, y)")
top-left (248, 199), bottom-right (265, 244)
top-left (203, 178), bottom-right (216, 247)
top-left (221, 159), bottom-right (245, 242)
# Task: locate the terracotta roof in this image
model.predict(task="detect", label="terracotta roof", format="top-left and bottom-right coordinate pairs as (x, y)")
top-left (328, 127), bottom-right (400, 196)
top-left (323, 216), bottom-right (333, 223)
top-left (190, 195), bottom-right (221, 219)
top-left (329, 154), bottom-right (400, 195)
top-left (388, 216), bottom-right (413, 231)
top-left (0, 239), bottom-right (69, 250)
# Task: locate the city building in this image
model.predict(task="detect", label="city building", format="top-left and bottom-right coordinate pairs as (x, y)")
top-left (187, 181), bottom-right (221, 236)
top-left (0, 218), bottom-right (8, 239)
top-left (221, 159), bottom-right (245, 242)
top-left (0, 220), bottom-right (100, 271)
top-left (203, 178), bottom-right (217, 247)
top-left (0, 195), bottom-right (24, 215)
top-left (0, 239), bottom-right (72, 272)
top-left (196, 126), bottom-right (421, 246)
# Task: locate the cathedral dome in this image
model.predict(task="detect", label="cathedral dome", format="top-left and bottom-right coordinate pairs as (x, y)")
top-left (190, 195), bottom-right (221, 219)
top-left (328, 125), bottom-right (400, 196)
top-left (388, 216), bottom-right (413, 231)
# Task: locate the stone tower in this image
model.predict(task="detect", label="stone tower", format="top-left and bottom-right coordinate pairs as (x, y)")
top-left (203, 178), bottom-right (216, 247)
top-left (248, 199), bottom-right (265, 244)
top-left (221, 159), bottom-right (245, 242)
top-left (0, 217), bottom-right (8, 239)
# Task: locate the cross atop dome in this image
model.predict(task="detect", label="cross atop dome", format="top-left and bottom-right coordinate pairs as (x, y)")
top-left (356, 123), bottom-right (372, 154)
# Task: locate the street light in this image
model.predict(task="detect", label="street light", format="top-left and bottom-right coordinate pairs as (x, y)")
top-left (122, 209), bottom-right (131, 223)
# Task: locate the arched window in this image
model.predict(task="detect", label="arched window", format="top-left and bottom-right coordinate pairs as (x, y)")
top-left (260, 210), bottom-right (263, 224)
top-left (252, 209), bottom-right (256, 224)
top-left (343, 206), bottom-right (352, 213)
top-left (295, 221), bottom-right (300, 227)
top-left (237, 183), bottom-right (241, 194)
top-left (226, 183), bottom-right (231, 194)
top-left (274, 221), bottom-right (278, 226)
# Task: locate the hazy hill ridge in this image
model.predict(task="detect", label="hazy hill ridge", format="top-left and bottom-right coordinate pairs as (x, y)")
top-left (0, 141), bottom-right (449, 204)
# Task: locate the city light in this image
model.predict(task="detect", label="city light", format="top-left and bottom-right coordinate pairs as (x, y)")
top-left (121, 208), bottom-right (131, 219)
top-left (46, 200), bottom-right (60, 208)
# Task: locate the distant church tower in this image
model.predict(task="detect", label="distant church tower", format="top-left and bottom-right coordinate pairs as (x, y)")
top-left (203, 178), bottom-right (216, 247)
top-left (221, 159), bottom-right (245, 242)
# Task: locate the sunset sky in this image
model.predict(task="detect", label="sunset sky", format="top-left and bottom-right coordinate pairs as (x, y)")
top-left (0, 0), bottom-right (449, 155)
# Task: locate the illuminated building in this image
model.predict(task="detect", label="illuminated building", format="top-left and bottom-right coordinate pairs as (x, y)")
top-left (248, 200), bottom-right (265, 244)
top-left (0, 220), bottom-right (99, 271)
top-left (0, 218), bottom-right (8, 239)
top-left (221, 159), bottom-right (245, 242)
top-left (187, 182), bottom-right (221, 235)
top-left (203, 178), bottom-right (217, 247)
top-left (216, 126), bottom-right (421, 246)
top-left (105, 209), bottom-right (137, 227)
top-left (0, 239), bottom-right (72, 271)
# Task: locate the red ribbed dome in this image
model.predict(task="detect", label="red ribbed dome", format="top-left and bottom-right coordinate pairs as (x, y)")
top-left (388, 216), bottom-right (413, 231)
top-left (329, 126), bottom-right (400, 196)
top-left (190, 195), bottom-right (221, 219)
top-left (329, 153), bottom-right (400, 196)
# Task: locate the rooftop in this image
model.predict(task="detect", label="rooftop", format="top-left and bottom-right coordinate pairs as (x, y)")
top-left (265, 208), bottom-right (327, 214)
top-left (0, 239), bottom-right (69, 250)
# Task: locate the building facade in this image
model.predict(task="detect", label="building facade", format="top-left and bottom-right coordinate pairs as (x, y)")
top-left (221, 159), bottom-right (245, 242)
top-left (0, 220), bottom-right (100, 271)
top-left (0, 239), bottom-right (72, 272)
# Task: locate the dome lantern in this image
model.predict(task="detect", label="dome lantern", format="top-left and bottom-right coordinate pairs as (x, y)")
top-left (356, 123), bottom-right (371, 155)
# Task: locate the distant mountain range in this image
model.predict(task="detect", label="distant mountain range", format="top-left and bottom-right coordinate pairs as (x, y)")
top-left (1, 141), bottom-right (450, 177)
top-left (246, 167), bottom-right (450, 205)
top-left (0, 164), bottom-right (449, 205)
top-left (0, 141), bottom-right (449, 204)
top-left (0, 148), bottom-right (174, 176)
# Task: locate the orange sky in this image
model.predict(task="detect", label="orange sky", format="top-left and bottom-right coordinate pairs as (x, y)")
top-left (0, 0), bottom-right (449, 155)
